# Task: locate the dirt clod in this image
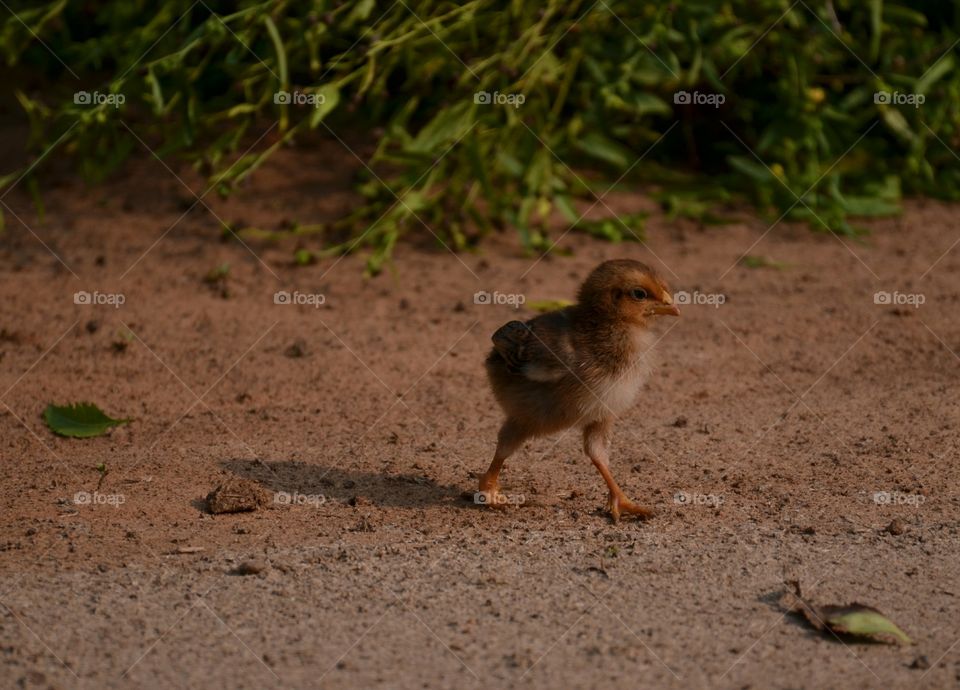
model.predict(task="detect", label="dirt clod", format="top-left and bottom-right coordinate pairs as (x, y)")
top-left (206, 478), bottom-right (263, 514)
top-left (229, 558), bottom-right (267, 576)
top-left (886, 519), bottom-right (908, 535)
top-left (284, 339), bottom-right (308, 358)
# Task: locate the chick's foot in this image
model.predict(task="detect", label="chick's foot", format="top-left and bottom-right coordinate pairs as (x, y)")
top-left (607, 491), bottom-right (654, 522)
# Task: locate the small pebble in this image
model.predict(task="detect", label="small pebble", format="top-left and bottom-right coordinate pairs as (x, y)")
top-left (284, 340), bottom-right (308, 358)
top-left (230, 559), bottom-right (266, 576)
top-left (886, 519), bottom-right (907, 536)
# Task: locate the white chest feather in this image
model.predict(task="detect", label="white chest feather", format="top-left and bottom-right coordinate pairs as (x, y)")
top-left (580, 331), bottom-right (657, 420)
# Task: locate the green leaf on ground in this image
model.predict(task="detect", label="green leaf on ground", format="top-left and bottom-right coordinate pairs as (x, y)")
top-left (740, 255), bottom-right (787, 269)
top-left (527, 299), bottom-right (574, 313)
top-left (294, 248), bottom-right (314, 265)
top-left (43, 403), bottom-right (131, 438)
top-left (822, 606), bottom-right (913, 645)
top-left (781, 581), bottom-right (913, 645)
top-left (204, 262), bottom-right (230, 283)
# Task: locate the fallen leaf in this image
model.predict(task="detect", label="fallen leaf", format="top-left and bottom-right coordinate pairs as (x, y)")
top-left (781, 581), bottom-right (912, 645)
top-left (43, 403), bottom-right (131, 438)
top-left (527, 299), bottom-right (573, 313)
top-left (821, 605), bottom-right (912, 645)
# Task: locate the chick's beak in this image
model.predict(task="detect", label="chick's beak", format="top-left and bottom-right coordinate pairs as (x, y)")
top-left (652, 292), bottom-right (681, 317)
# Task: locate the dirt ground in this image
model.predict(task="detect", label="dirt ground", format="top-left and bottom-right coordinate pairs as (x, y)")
top-left (1, 140), bottom-right (959, 690)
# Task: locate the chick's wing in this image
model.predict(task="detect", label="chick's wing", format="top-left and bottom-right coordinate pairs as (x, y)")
top-left (490, 309), bottom-right (575, 383)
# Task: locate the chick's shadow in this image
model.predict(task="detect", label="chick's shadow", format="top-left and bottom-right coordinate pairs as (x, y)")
top-left (221, 458), bottom-right (467, 508)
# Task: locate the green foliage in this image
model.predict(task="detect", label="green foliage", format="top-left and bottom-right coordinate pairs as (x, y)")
top-left (3, 1), bottom-right (960, 271)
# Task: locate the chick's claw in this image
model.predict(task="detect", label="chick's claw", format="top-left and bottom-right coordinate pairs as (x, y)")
top-left (607, 492), bottom-right (655, 523)
top-left (477, 475), bottom-right (507, 509)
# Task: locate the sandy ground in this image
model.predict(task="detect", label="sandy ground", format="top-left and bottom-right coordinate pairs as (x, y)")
top-left (1, 143), bottom-right (959, 690)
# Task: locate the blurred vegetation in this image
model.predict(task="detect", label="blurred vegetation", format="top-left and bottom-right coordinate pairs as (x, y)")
top-left (2, 1), bottom-right (959, 272)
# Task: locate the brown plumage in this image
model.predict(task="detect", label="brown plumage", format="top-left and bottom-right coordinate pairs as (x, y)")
top-left (481, 259), bottom-right (680, 521)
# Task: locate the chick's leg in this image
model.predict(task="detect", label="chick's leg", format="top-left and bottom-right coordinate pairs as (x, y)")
top-left (583, 420), bottom-right (654, 522)
top-left (479, 419), bottom-right (525, 507)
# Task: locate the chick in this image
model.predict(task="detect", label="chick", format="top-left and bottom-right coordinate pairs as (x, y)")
top-left (481, 259), bottom-right (680, 521)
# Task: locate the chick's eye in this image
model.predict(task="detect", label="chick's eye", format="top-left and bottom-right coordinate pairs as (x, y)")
top-left (630, 288), bottom-right (648, 300)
